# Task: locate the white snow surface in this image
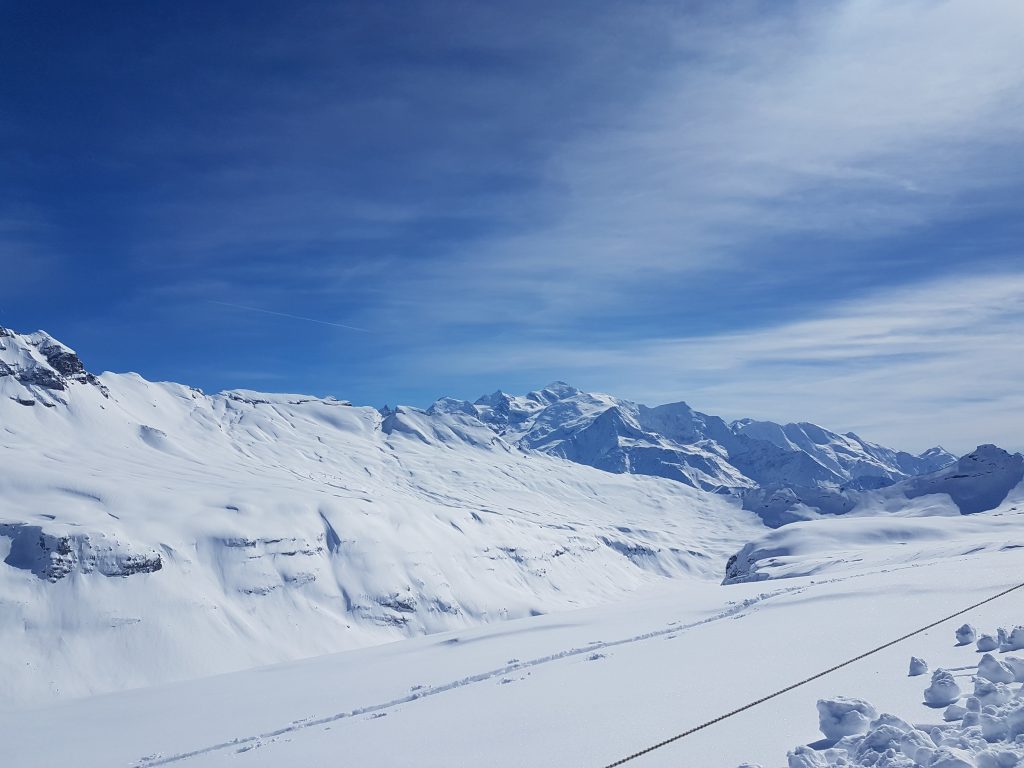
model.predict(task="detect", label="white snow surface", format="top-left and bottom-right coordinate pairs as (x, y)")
top-left (723, 484), bottom-right (1024, 584)
top-left (3, 327), bottom-right (1024, 768)
top-left (0, 328), bottom-right (766, 707)
top-left (4, 538), bottom-right (1024, 767)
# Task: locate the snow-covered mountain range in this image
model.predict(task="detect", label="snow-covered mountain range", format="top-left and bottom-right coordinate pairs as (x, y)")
top-left (1, 326), bottom-right (1021, 714)
top-left (432, 381), bottom-right (958, 524)
top-left (0, 327), bottom-right (764, 706)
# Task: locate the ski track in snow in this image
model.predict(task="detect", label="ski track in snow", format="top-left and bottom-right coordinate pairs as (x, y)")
top-left (133, 584), bottom-right (807, 766)
top-left (129, 555), bottom-right (1001, 767)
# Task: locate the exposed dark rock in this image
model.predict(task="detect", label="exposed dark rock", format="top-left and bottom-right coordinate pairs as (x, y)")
top-left (0, 524), bottom-right (162, 581)
top-left (38, 341), bottom-right (86, 377)
top-left (377, 593), bottom-right (418, 613)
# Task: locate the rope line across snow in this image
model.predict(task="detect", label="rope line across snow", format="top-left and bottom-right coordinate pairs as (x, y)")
top-left (599, 580), bottom-right (1024, 768)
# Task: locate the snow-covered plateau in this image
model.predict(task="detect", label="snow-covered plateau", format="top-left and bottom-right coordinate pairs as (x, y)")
top-left (2, 326), bottom-right (1023, 768)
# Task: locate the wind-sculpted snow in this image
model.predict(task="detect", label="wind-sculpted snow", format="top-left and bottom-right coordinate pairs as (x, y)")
top-left (0, 327), bottom-right (767, 706)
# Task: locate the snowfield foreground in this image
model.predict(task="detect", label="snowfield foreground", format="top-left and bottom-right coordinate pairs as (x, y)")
top-left (3, 521), bottom-right (1024, 768)
top-left (3, 326), bottom-right (1024, 767)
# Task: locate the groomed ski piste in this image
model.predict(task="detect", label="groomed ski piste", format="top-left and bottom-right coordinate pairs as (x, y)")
top-left (2, 326), bottom-right (1024, 767)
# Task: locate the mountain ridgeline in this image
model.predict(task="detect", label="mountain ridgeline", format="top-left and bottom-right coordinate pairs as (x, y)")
top-left (430, 382), bottom-right (962, 525)
top-left (2, 326), bottom-right (1023, 706)
top-left (4, 327), bottom-right (1019, 531)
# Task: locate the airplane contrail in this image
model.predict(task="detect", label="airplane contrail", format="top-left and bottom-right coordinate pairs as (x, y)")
top-left (209, 300), bottom-right (370, 333)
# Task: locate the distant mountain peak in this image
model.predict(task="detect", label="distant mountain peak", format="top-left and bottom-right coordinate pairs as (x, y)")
top-left (0, 327), bottom-right (104, 405)
top-left (0, 326), bottom-right (975, 524)
top-left (438, 381), bottom-right (961, 516)
top-left (537, 381), bottom-right (581, 399)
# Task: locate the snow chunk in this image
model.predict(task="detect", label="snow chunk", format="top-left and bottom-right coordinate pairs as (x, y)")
top-left (956, 624), bottom-right (977, 646)
top-left (899, 728), bottom-right (937, 764)
top-left (870, 712), bottom-right (914, 733)
top-left (909, 656), bottom-right (929, 676)
top-left (998, 626), bottom-right (1024, 652)
top-left (944, 703), bottom-right (967, 721)
top-left (973, 677), bottom-right (1014, 707)
top-left (977, 633), bottom-right (1000, 652)
top-left (930, 748), bottom-right (977, 768)
top-left (924, 669), bottom-right (962, 707)
top-left (817, 696), bottom-right (878, 741)
top-left (1002, 656), bottom-right (1024, 682)
top-left (788, 745), bottom-right (830, 768)
top-left (978, 653), bottom-right (1015, 684)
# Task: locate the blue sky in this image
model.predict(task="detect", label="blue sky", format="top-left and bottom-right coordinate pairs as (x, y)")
top-left (2, 0), bottom-right (1023, 453)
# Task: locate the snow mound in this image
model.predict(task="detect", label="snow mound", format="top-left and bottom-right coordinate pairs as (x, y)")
top-left (817, 696), bottom-right (878, 741)
top-left (1004, 656), bottom-right (1024, 682)
top-left (971, 677), bottom-right (1014, 707)
top-left (924, 669), bottom-right (962, 707)
top-left (956, 624), bottom-right (977, 646)
top-left (780, 694), bottom-right (1024, 767)
top-left (977, 653), bottom-right (1015, 684)
top-left (978, 634), bottom-right (1000, 652)
top-left (909, 656), bottom-right (929, 677)
top-left (722, 506), bottom-right (1024, 585)
top-left (999, 626), bottom-right (1024, 652)
top-left (943, 703), bottom-right (967, 722)
top-left (767, 615), bottom-right (1024, 766)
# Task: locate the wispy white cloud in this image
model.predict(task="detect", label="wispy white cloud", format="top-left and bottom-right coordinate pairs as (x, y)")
top-left (11, 0), bottom-right (1021, 448)
top-left (400, 271), bottom-right (1024, 454)
top-left (366, 0), bottom-right (1024, 329)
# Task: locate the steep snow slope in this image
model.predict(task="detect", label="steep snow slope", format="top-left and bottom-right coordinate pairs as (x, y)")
top-left (434, 382), bottom-right (956, 523)
top-left (885, 443), bottom-right (1024, 515)
top-left (730, 418), bottom-right (955, 488)
top-left (0, 328), bottom-right (765, 707)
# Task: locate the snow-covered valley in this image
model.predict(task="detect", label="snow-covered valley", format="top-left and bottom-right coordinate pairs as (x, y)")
top-left (5, 521), bottom-right (1024, 767)
top-left (2, 326), bottom-right (1024, 767)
